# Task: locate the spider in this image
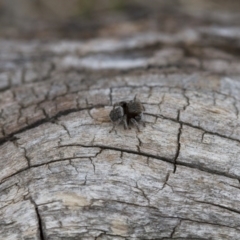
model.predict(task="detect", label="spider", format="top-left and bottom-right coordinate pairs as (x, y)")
top-left (109, 95), bottom-right (145, 132)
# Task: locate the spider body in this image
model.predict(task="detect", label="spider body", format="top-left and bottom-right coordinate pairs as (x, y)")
top-left (109, 96), bottom-right (145, 132)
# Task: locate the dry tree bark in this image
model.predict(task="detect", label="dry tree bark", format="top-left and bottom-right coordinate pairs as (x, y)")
top-left (1, 25), bottom-right (240, 240)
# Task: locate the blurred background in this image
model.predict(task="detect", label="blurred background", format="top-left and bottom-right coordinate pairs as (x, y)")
top-left (0, 0), bottom-right (240, 40)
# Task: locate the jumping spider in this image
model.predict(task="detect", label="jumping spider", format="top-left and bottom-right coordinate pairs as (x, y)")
top-left (109, 95), bottom-right (145, 132)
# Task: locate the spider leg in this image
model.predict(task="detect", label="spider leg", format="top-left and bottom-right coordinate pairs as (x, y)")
top-left (123, 115), bottom-right (130, 130)
top-left (109, 124), bottom-right (116, 133)
top-left (109, 117), bottom-right (123, 133)
top-left (130, 118), bottom-right (140, 132)
top-left (134, 94), bottom-right (141, 103)
top-left (141, 112), bottom-right (146, 127)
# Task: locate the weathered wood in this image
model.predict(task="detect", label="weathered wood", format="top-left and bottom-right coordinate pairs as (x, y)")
top-left (1, 24), bottom-right (240, 239)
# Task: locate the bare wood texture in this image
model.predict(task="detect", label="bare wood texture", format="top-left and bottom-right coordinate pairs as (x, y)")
top-left (1, 26), bottom-right (240, 240)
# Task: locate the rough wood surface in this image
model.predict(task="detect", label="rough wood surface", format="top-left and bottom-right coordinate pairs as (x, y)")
top-left (1, 25), bottom-right (240, 240)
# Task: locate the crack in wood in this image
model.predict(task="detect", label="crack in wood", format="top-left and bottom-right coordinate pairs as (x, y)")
top-left (58, 143), bottom-right (172, 164)
top-left (233, 98), bottom-right (239, 119)
top-left (89, 157), bottom-right (96, 173)
top-left (173, 121), bottom-right (182, 173)
top-left (28, 197), bottom-right (45, 240)
top-left (69, 159), bottom-right (80, 174)
top-left (170, 219), bottom-right (181, 238)
top-left (193, 200), bottom-right (240, 216)
top-left (182, 89), bottom-right (190, 111)
top-left (0, 157), bottom-right (91, 184)
top-left (56, 121), bottom-right (71, 138)
top-left (22, 147), bottom-right (31, 167)
top-left (136, 181), bottom-right (150, 205)
top-left (161, 172), bottom-right (171, 190)
top-left (56, 144), bottom-right (240, 181)
top-left (1, 138), bottom-right (240, 188)
top-left (201, 132), bottom-right (206, 143)
top-left (177, 159), bottom-right (240, 182)
top-left (136, 136), bottom-right (142, 153)
top-left (146, 112), bottom-right (240, 144)
top-left (0, 105), bottom-right (105, 146)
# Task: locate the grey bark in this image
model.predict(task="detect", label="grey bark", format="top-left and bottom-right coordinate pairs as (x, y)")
top-left (1, 26), bottom-right (240, 240)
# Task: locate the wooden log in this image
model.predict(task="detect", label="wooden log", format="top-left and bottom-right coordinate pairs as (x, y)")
top-left (1, 26), bottom-right (240, 239)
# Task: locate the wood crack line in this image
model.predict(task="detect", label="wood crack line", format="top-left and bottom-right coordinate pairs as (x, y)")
top-left (173, 121), bottom-right (182, 173)
top-left (57, 144), bottom-right (240, 180)
top-left (0, 105), bottom-right (105, 146)
top-left (193, 199), bottom-right (240, 216)
top-left (1, 143), bottom-right (240, 185)
top-left (1, 105), bottom-right (240, 149)
top-left (29, 197), bottom-right (45, 240)
top-left (146, 112), bottom-right (240, 144)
